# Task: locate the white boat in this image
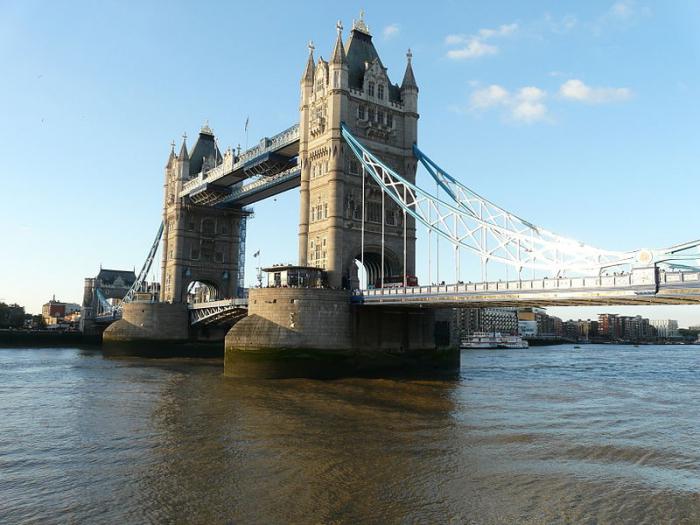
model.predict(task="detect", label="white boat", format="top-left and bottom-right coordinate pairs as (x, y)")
top-left (461, 332), bottom-right (529, 349)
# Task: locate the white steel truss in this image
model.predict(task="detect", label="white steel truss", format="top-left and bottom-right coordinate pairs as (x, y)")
top-left (342, 125), bottom-right (699, 276)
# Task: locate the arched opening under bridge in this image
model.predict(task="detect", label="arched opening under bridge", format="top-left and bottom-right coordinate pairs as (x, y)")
top-left (351, 249), bottom-right (399, 289)
top-left (185, 280), bottom-right (220, 304)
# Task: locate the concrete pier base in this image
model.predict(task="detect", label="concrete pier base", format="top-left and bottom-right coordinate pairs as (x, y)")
top-left (103, 302), bottom-right (189, 344)
top-left (224, 288), bottom-right (459, 378)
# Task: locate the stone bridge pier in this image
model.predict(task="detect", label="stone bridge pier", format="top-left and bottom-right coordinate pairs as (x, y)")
top-left (224, 288), bottom-right (458, 378)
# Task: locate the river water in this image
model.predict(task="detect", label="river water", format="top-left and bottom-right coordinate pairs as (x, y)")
top-left (1, 344), bottom-right (698, 524)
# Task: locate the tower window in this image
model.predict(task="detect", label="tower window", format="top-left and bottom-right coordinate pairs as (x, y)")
top-left (358, 105), bottom-right (365, 120)
top-left (378, 110), bottom-right (385, 125)
top-left (387, 113), bottom-right (394, 128)
top-left (378, 84), bottom-right (384, 100)
top-left (368, 81), bottom-right (375, 97)
top-left (368, 107), bottom-right (375, 122)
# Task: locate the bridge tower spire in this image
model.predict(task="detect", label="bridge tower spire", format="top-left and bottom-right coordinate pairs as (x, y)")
top-left (298, 12), bottom-right (418, 288)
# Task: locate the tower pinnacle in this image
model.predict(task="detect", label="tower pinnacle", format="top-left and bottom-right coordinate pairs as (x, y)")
top-left (352, 9), bottom-right (370, 35)
top-left (302, 40), bottom-right (316, 83)
top-left (166, 140), bottom-right (176, 168)
top-left (179, 133), bottom-right (189, 161)
top-left (401, 49), bottom-right (418, 92)
top-left (331, 20), bottom-right (346, 65)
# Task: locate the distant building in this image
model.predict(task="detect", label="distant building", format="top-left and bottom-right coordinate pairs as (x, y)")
top-left (598, 313), bottom-right (621, 340)
top-left (561, 319), bottom-right (599, 342)
top-left (650, 319), bottom-right (680, 339)
top-left (456, 308), bottom-right (519, 337)
top-left (42, 295), bottom-right (81, 326)
top-left (517, 307), bottom-right (563, 338)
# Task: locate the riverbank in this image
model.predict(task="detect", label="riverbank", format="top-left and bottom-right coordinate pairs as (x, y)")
top-left (0, 329), bottom-right (101, 346)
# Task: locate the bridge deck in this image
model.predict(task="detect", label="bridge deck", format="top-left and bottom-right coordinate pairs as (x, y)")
top-left (353, 270), bottom-right (700, 307)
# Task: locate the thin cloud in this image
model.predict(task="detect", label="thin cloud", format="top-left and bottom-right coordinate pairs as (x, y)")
top-left (447, 40), bottom-right (497, 60)
top-left (382, 23), bottom-right (399, 40)
top-left (468, 84), bottom-right (548, 123)
top-left (445, 23), bottom-right (518, 60)
top-left (559, 79), bottom-right (633, 103)
top-left (593, 1), bottom-right (651, 33)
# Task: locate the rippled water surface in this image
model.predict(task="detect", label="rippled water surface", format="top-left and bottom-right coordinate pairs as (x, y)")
top-left (1, 345), bottom-right (699, 524)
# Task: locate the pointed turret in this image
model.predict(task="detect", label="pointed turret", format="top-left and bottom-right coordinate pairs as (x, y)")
top-left (330, 20), bottom-right (346, 65)
top-left (178, 134), bottom-right (189, 162)
top-left (401, 49), bottom-right (418, 92)
top-left (165, 141), bottom-right (176, 169)
top-left (301, 41), bottom-right (315, 84)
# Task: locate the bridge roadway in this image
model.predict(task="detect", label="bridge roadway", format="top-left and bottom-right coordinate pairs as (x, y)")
top-left (180, 124), bottom-right (300, 207)
top-left (353, 268), bottom-right (700, 307)
top-left (96, 269), bottom-right (700, 325)
top-left (184, 268), bottom-right (700, 325)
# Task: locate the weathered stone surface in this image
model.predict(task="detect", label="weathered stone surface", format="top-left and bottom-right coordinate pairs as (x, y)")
top-left (103, 302), bottom-right (189, 343)
top-left (224, 288), bottom-right (458, 378)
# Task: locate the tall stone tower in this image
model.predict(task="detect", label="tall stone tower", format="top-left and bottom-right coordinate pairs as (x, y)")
top-left (160, 124), bottom-right (246, 303)
top-left (298, 13), bottom-right (419, 289)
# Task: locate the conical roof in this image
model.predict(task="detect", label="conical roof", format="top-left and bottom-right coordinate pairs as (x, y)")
top-left (302, 41), bottom-right (315, 83)
top-left (401, 49), bottom-right (418, 91)
top-left (331, 22), bottom-right (346, 65)
top-left (178, 136), bottom-right (189, 162)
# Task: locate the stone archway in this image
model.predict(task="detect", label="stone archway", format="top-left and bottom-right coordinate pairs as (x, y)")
top-left (184, 280), bottom-right (220, 304)
top-left (348, 247), bottom-right (399, 289)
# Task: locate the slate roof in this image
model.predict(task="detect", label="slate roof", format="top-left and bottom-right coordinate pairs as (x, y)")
top-left (345, 29), bottom-right (401, 103)
top-left (96, 269), bottom-right (136, 287)
top-left (189, 131), bottom-right (222, 176)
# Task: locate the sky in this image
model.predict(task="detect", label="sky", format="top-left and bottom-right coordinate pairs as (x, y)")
top-left (0, 0), bottom-right (698, 325)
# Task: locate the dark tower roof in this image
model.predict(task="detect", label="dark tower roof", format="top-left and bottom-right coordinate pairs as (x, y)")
top-left (95, 268), bottom-right (136, 287)
top-left (345, 23), bottom-right (401, 102)
top-left (189, 124), bottom-right (222, 176)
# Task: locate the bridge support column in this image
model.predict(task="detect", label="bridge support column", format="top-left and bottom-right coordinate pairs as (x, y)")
top-left (103, 302), bottom-right (189, 345)
top-left (224, 288), bottom-right (459, 378)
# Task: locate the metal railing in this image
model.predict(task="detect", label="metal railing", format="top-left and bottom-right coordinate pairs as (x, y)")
top-left (180, 124), bottom-right (300, 198)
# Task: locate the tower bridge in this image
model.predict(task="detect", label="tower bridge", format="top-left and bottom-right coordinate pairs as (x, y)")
top-left (102, 13), bottom-right (700, 377)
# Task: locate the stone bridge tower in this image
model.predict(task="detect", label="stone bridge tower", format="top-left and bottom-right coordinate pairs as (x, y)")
top-left (160, 125), bottom-right (246, 303)
top-left (298, 13), bottom-right (419, 289)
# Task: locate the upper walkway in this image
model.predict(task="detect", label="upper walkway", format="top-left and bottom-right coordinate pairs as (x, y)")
top-left (179, 124), bottom-right (300, 206)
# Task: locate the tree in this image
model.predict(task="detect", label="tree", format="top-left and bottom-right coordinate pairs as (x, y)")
top-left (0, 302), bottom-right (26, 328)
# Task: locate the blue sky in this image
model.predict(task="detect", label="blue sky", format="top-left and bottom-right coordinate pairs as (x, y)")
top-left (1, 1), bottom-right (698, 325)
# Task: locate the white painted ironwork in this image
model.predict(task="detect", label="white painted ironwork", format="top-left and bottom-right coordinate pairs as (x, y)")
top-left (342, 124), bottom-right (700, 276)
top-left (188, 298), bottom-right (248, 326)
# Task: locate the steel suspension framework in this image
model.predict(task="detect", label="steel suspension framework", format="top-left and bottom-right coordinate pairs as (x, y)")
top-left (116, 222), bottom-right (163, 312)
top-left (341, 124), bottom-right (700, 280)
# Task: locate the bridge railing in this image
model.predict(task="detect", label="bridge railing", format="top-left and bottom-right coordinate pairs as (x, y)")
top-left (358, 268), bottom-right (665, 298)
top-left (188, 298), bottom-right (248, 310)
top-left (660, 270), bottom-right (700, 284)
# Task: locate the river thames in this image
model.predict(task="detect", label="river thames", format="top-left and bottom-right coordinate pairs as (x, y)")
top-left (1, 344), bottom-right (698, 524)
